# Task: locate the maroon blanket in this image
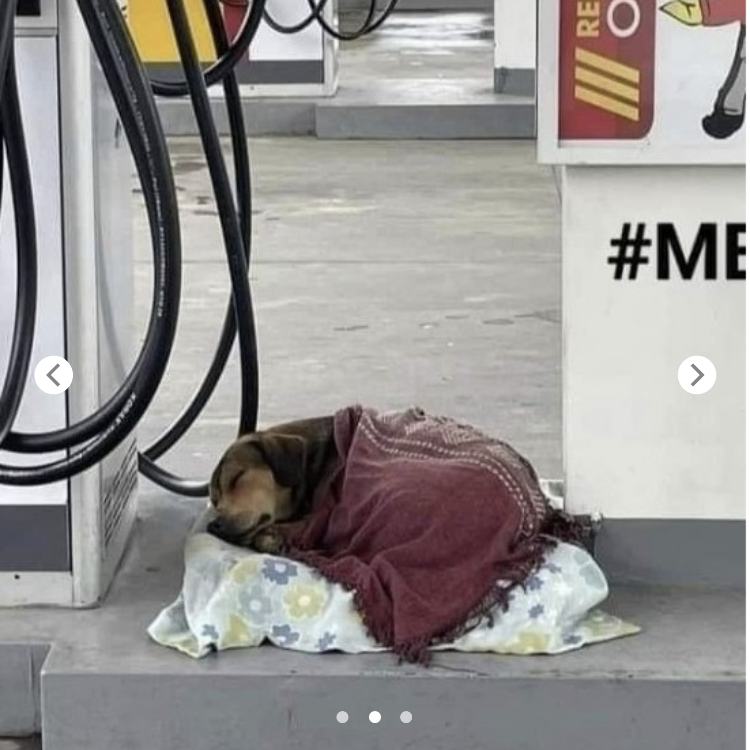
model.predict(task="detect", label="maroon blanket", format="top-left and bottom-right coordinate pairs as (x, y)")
top-left (287, 406), bottom-right (584, 663)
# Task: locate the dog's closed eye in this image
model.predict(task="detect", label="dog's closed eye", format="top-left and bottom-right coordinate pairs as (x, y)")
top-left (224, 470), bottom-right (244, 494)
top-left (252, 434), bottom-right (307, 488)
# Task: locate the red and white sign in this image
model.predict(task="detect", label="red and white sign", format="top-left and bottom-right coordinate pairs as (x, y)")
top-left (539, 0), bottom-right (745, 163)
top-left (559, 0), bottom-right (655, 140)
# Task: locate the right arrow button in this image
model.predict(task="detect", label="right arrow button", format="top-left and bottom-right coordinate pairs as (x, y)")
top-left (679, 356), bottom-right (716, 395)
top-left (690, 363), bottom-right (704, 387)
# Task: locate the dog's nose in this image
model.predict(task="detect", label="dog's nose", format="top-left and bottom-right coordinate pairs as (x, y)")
top-left (207, 518), bottom-right (227, 537)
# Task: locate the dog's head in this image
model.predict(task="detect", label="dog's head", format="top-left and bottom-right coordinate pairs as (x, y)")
top-left (207, 432), bottom-right (307, 545)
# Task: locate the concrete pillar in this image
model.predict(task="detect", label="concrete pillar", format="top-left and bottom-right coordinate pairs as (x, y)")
top-left (494, 0), bottom-right (536, 95)
top-left (537, 0), bottom-right (745, 584)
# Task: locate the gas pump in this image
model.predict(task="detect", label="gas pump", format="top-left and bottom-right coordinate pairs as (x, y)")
top-left (0, 1), bottom-right (138, 607)
top-left (0, 0), bottom-right (405, 609)
top-left (128, 0), bottom-right (340, 97)
top-left (0, 0), bottom-right (263, 607)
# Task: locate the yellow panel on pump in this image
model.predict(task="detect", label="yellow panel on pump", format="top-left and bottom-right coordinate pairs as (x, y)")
top-left (127, 0), bottom-right (217, 64)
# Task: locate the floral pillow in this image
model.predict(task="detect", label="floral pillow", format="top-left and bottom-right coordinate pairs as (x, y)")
top-left (148, 530), bottom-right (639, 659)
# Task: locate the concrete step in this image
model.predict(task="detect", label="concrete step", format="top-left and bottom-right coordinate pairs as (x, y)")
top-left (314, 81), bottom-right (534, 139)
top-left (156, 98), bottom-right (318, 137)
top-left (0, 494), bottom-right (742, 750)
top-left (155, 82), bottom-right (535, 139)
top-left (0, 645), bottom-right (47, 737)
top-left (40, 594), bottom-right (743, 750)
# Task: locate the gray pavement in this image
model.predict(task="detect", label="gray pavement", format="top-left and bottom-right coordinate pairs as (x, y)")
top-left (4, 138), bottom-right (561, 747)
top-left (339, 11), bottom-right (494, 85)
top-left (1, 490), bottom-right (743, 748)
top-left (132, 138), bottom-right (563, 482)
top-left (1, 139), bottom-right (744, 750)
top-left (156, 12), bottom-right (530, 139)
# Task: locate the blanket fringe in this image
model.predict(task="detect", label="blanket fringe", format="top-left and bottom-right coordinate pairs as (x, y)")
top-left (291, 533), bottom-right (560, 666)
top-left (287, 548), bottom-right (397, 648)
top-left (426, 534), bottom-right (558, 662)
top-left (543, 508), bottom-right (592, 545)
top-left (285, 427), bottom-right (590, 667)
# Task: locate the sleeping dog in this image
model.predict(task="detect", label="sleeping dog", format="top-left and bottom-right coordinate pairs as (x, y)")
top-left (207, 416), bottom-right (337, 554)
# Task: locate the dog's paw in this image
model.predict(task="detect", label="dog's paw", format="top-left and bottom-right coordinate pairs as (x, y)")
top-left (252, 528), bottom-right (286, 555)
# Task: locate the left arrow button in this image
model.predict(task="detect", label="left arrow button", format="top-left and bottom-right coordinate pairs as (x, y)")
top-left (34, 356), bottom-right (73, 394)
top-left (46, 364), bottom-right (61, 387)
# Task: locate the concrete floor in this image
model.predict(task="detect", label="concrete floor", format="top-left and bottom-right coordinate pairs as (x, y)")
top-left (0, 140), bottom-right (744, 748)
top-left (157, 12), bottom-right (532, 138)
top-left (3, 138), bottom-right (558, 746)
top-left (320, 12), bottom-right (532, 138)
top-left (1, 492), bottom-right (743, 747)
top-left (132, 138), bottom-right (563, 481)
top-left (1, 10), bottom-right (742, 749)
top-left (340, 11), bottom-right (493, 83)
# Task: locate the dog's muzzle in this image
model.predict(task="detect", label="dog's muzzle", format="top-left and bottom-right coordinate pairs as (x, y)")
top-left (207, 517), bottom-right (232, 539)
top-left (207, 514), bottom-right (272, 543)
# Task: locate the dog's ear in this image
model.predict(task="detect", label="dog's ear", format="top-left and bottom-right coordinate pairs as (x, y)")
top-left (209, 453), bottom-right (244, 502)
top-left (209, 457), bottom-right (225, 505)
top-left (252, 433), bottom-right (307, 488)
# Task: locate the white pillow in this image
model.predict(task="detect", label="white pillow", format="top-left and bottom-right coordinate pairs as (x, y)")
top-left (148, 527), bottom-right (639, 659)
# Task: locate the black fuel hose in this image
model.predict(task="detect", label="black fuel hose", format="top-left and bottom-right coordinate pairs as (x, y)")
top-left (149, 0), bottom-right (266, 97)
top-left (142, 0), bottom-right (253, 471)
top-left (0, 0), bottom-right (26, 447)
top-left (0, 0), bottom-right (183, 483)
top-left (139, 0), bottom-right (259, 496)
top-left (0, 0), bottom-right (16, 100)
top-left (0, 0), bottom-right (261, 491)
top-left (0, 43), bottom-right (38, 450)
top-left (258, 0), bottom-right (400, 41)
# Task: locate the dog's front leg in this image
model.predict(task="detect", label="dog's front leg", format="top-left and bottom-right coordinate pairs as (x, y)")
top-left (252, 527), bottom-right (286, 555)
top-left (251, 519), bottom-right (307, 555)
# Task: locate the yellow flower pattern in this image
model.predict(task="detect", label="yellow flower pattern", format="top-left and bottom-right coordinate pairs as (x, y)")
top-left (221, 614), bottom-right (257, 648)
top-left (283, 583), bottom-right (328, 620)
top-left (505, 631), bottom-right (551, 654)
top-left (148, 538), bottom-right (640, 659)
top-left (228, 558), bottom-right (261, 585)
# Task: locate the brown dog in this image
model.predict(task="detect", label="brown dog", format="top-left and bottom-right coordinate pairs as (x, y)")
top-left (207, 416), bottom-right (337, 553)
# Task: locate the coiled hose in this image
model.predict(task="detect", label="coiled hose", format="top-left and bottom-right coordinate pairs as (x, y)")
top-left (0, 0), bottom-right (263, 494)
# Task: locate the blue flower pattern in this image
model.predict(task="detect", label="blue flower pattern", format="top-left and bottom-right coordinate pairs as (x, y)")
top-left (316, 632), bottom-right (336, 651)
top-left (526, 575), bottom-right (544, 592)
top-left (238, 585), bottom-right (273, 623)
top-left (201, 623), bottom-right (219, 641)
top-left (272, 624), bottom-right (300, 646)
top-left (528, 604), bottom-right (545, 620)
top-left (150, 540), bottom-right (635, 659)
top-left (262, 559), bottom-right (299, 585)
